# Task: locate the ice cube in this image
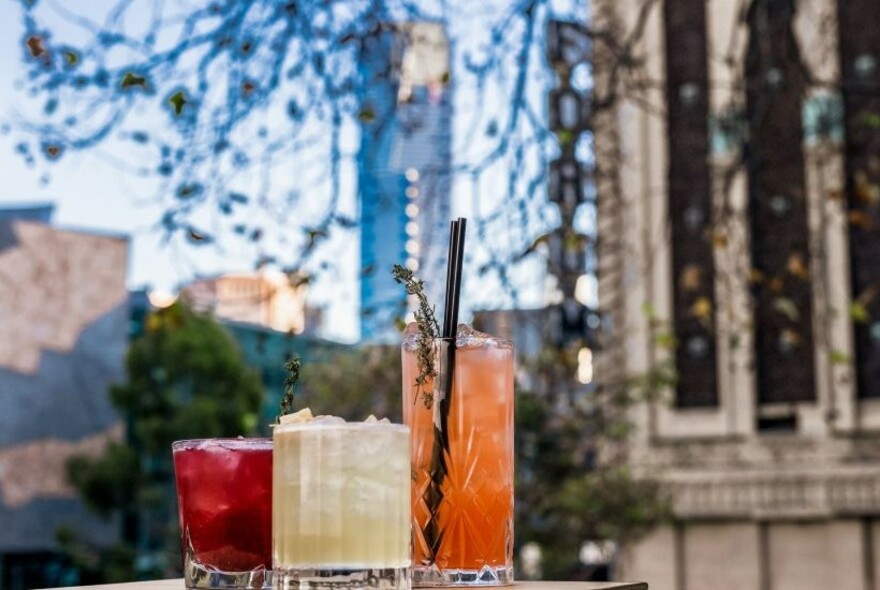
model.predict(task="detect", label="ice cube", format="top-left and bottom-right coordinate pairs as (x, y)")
top-left (351, 473), bottom-right (388, 511)
top-left (310, 415), bottom-right (346, 425)
top-left (355, 428), bottom-right (388, 456)
top-left (194, 440), bottom-right (215, 452)
top-left (402, 321), bottom-right (421, 350)
top-left (455, 323), bottom-right (491, 347)
top-left (192, 507), bottom-right (268, 569)
top-left (279, 407), bottom-right (313, 425)
top-left (456, 323), bottom-right (512, 349)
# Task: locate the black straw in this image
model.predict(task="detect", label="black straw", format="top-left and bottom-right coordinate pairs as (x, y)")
top-left (426, 218), bottom-right (467, 563)
top-left (442, 218), bottom-right (466, 337)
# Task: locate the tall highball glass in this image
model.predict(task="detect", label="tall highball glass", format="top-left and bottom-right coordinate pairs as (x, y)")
top-left (402, 328), bottom-right (514, 586)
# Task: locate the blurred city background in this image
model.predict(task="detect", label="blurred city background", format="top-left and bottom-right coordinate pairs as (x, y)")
top-left (0, 0), bottom-right (878, 589)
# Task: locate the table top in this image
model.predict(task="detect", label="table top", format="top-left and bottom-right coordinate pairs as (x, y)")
top-left (44, 579), bottom-right (647, 590)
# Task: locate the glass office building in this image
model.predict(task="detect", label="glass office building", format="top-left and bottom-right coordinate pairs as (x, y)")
top-left (358, 22), bottom-right (452, 342)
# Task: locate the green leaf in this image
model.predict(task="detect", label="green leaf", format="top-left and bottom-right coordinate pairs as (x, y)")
top-left (829, 349), bottom-right (851, 365)
top-left (557, 129), bottom-right (574, 146)
top-left (653, 331), bottom-right (677, 349)
top-left (729, 333), bottom-right (741, 350)
top-left (168, 91), bottom-right (188, 116)
top-left (64, 50), bottom-right (79, 66)
top-left (120, 72), bottom-right (148, 90)
top-left (607, 420), bottom-right (632, 441)
top-left (850, 302), bottom-right (871, 324)
top-left (860, 113), bottom-right (880, 128)
top-left (241, 412), bottom-right (258, 433)
top-left (773, 297), bottom-right (800, 322)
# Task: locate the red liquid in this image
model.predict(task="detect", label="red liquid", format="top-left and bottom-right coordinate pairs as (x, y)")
top-left (173, 439), bottom-right (273, 572)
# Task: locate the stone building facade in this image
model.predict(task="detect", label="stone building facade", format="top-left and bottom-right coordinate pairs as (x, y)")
top-left (181, 269), bottom-right (310, 334)
top-left (0, 209), bottom-right (129, 587)
top-left (591, 1), bottom-right (880, 589)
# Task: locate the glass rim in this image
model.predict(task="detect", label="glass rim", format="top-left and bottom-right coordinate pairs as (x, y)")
top-left (171, 437), bottom-right (272, 451)
top-left (402, 334), bottom-right (514, 349)
top-left (272, 421), bottom-right (410, 433)
top-left (434, 335), bottom-right (513, 345)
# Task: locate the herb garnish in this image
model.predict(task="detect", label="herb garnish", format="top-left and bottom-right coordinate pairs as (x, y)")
top-left (392, 264), bottom-right (439, 408)
top-left (278, 356), bottom-right (301, 420)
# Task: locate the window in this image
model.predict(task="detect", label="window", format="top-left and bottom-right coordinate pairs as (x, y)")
top-left (664, 0), bottom-right (718, 407)
top-left (745, 0), bottom-right (816, 403)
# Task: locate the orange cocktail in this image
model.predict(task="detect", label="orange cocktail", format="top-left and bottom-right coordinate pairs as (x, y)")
top-left (402, 326), bottom-right (514, 586)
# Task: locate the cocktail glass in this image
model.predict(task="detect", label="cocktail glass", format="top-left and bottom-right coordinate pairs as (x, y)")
top-left (272, 419), bottom-right (411, 590)
top-left (402, 326), bottom-right (515, 586)
top-left (173, 438), bottom-right (273, 590)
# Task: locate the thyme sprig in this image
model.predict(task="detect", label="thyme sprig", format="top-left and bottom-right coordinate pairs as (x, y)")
top-left (392, 264), bottom-right (439, 407)
top-left (278, 356), bottom-right (301, 420)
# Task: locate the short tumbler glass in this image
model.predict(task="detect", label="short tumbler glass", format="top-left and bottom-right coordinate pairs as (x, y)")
top-left (272, 420), bottom-right (411, 590)
top-left (173, 438), bottom-right (273, 590)
top-left (402, 332), bottom-right (515, 586)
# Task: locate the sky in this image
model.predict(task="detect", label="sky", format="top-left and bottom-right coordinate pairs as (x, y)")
top-left (0, 0), bottom-right (592, 343)
top-left (0, 5), bottom-right (183, 281)
top-left (0, 1), bottom-right (367, 342)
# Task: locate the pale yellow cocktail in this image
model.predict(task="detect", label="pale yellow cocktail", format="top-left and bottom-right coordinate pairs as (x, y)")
top-left (272, 415), bottom-right (411, 590)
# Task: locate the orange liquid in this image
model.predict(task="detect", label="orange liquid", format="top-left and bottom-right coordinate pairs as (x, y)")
top-left (402, 341), bottom-right (514, 571)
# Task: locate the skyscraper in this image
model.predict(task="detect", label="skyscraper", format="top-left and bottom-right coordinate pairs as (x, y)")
top-left (359, 22), bottom-right (452, 343)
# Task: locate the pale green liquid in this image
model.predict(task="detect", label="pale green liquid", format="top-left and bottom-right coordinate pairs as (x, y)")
top-left (272, 423), bottom-right (411, 569)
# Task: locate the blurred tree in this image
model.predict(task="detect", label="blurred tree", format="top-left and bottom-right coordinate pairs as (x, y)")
top-left (514, 343), bottom-right (671, 580)
top-left (63, 302), bottom-right (264, 583)
top-left (296, 344), bottom-right (403, 422)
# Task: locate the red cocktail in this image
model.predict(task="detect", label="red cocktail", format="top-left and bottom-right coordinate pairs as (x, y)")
top-left (173, 438), bottom-right (272, 589)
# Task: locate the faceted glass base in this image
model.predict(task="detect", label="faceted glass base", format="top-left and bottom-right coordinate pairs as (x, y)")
top-left (184, 554), bottom-right (272, 590)
top-left (413, 565), bottom-right (513, 587)
top-left (273, 566), bottom-right (411, 590)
